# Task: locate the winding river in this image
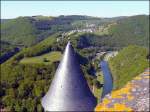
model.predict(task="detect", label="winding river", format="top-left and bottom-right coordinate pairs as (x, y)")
top-left (100, 60), bottom-right (113, 99)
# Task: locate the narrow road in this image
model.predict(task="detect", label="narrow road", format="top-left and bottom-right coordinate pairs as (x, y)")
top-left (100, 60), bottom-right (113, 99)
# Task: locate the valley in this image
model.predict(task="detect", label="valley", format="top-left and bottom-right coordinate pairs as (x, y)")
top-left (0, 15), bottom-right (149, 111)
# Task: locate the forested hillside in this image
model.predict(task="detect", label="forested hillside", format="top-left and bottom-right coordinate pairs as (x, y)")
top-left (109, 45), bottom-right (149, 89)
top-left (1, 15), bottom-right (149, 55)
top-left (0, 15), bottom-right (149, 111)
top-left (0, 33), bottom-right (96, 111)
top-left (0, 41), bottom-right (18, 56)
top-left (66, 15), bottom-right (149, 50)
top-left (108, 15), bottom-right (149, 48)
top-left (1, 15), bottom-right (103, 55)
top-left (1, 15), bottom-right (102, 47)
top-left (1, 17), bottom-right (38, 46)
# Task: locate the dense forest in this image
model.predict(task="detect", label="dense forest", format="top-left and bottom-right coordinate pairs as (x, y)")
top-left (0, 15), bottom-right (149, 111)
top-left (0, 33), bottom-right (97, 111)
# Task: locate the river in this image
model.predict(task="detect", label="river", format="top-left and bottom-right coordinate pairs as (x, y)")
top-left (100, 60), bottom-right (113, 99)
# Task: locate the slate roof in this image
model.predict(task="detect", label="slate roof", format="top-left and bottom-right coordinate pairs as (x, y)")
top-left (42, 41), bottom-right (97, 111)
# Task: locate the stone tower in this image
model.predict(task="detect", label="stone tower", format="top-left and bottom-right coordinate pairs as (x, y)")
top-left (41, 41), bottom-right (97, 111)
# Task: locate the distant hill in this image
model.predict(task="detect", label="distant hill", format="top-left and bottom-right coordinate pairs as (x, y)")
top-left (1, 17), bottom-right (38, 46)
top-left (1, 15), bottom-right (148, 56)
top-left (1, 15), bottom-right (149, 63)
top-left (1, 16), bottom-right (57, 47)
top-left (1, 19), bottom-right (11, 23)
top-left (1, 15), bottom-right (102, 46)
top-left (108, 15), bottom-right (149, 48)
top-left (68, 15), bottom-right (149, 50)
top-left (109, 45), bottom-right (149, 89)
top-left (1, 15), bottom-right (104, 55)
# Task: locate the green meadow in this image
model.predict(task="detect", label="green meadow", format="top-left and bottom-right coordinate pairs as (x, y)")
top-left (20, 51), bottom-right (62, 64)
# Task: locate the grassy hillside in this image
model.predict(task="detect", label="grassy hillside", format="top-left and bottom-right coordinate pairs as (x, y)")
top-left (1, 34), bottom-right (59, 82)
top-left (20, 51), bottom-right (62, 64)
top-left (109, 45), bottom-right (149, 89)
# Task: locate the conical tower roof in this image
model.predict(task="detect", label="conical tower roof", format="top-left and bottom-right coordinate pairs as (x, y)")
top-left (41, 41), bottom-right (97, 111)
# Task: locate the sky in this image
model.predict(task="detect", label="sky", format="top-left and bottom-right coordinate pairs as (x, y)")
top-left (1, 1), bottom-right (149, 19)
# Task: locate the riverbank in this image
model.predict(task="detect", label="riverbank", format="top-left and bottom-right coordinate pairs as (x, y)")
top-left (93, 72), bottom-right (103, 102)
top-left (93, 60), bottom-right (113, 103)
top-left (100, 61), bottom-right (113, 99)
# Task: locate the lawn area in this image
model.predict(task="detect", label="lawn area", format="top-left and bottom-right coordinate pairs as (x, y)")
top-left (20, 51), bottom-right (62, 64)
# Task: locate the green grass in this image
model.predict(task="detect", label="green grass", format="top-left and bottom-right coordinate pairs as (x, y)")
top-left (109, 45), bottom-right (149, 90)
top-left (94, 87), bottom-right (102, 103)
top-left (20, 51), bottom-right (62, 64)
top-left (94, 72), bottom-right (104, 102)
top-left (97, 72), bottom-right (104, 83)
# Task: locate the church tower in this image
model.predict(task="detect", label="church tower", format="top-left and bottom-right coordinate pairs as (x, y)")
top-left (41, 41), bottom-right (97, 111)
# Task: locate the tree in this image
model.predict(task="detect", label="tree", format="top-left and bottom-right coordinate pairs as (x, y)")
top-left (18, 80), bottom-right (33, 98)
top-left (0, 87), bottom-right (5, 97)
top-left (93, 79), bottom-right (102, 89)
top-left (43, 58), bottom-right (49, 62)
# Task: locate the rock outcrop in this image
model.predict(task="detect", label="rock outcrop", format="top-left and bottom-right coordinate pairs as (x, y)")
top-left (95, 68), bottom-right (150, 111)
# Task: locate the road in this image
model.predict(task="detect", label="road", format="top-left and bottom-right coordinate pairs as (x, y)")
top-left (100, 60), bottom-right (113, 99)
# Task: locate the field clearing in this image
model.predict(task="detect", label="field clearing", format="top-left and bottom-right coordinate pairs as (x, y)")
top-left (20, 51), bottom-right (62, 64)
